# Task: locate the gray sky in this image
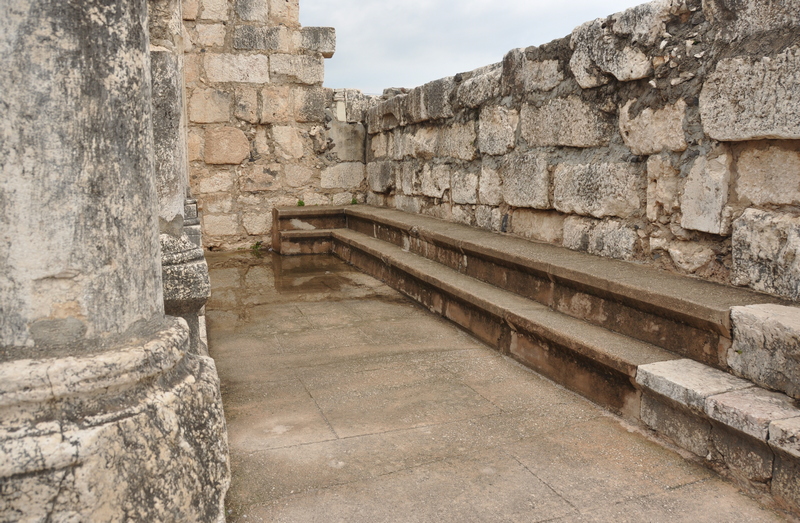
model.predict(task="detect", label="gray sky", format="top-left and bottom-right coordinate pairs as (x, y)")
top-left (300, 0), bottom-right (648, 94)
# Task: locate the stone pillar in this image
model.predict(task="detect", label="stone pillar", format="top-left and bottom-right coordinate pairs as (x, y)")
top-left (149, 0), bottom-right (211, 355)
top-left (0, 0), bottom-right (229, 520)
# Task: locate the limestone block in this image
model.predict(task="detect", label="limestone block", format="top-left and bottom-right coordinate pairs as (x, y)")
top-left (451, 168), bottom-right (478, 205)
top-left (479, 164), bottom-right (502, 206)
top-left (503, 48), bottom-right (564, 93)
top-left (183, 0), bottom-right (199, 20)
top-left (270, 54), bottom-right (323, 85)
top-left (367, 161), bottom-right (396, 193)
top-left (562, 216), bottom-right (639, 260)
top-left (706, 387), bottom-right (800, 440)
top-left (293, 86), bottom-right (328, 123)
top-left (569, 17), bottom-right (652, 88)
top-left (233, 26), bottom-right (288, 51)
top-left (242, 212), bottom-right (271, 235)
top-left (300, 27), bottom-right (336, 58)
top-left (731, 304), bottom-right (800, 399)
top-left (365, 96), bottom-right (405, 134)
top-left (646, 155), bottom-right (680, 220)
top-left (456, 67), bottom-right (501, 109)
top-left (478, 106), bottom-right (518, 156)
top-left (710, 424), bottom-right (774, 482)
top-left (554, 162), bottom-right (642, 219)
top-left (343, 89), bottom-right (379, 123)
top-left (205, 54), bottom-right (270, 83)
top-left (668, 242), bottom-right (715, 272)
top-left (261, 85), bottom-right (291, 123)
top-left (393, 195), bottom-right (421, 214)
top-left (270, 126), bottom-right (303, 159)
top-left (196, 23), bottom-right (226, 47)
top-left (700, 48), bottom-right (800, 141)
top-left (702, 0), bottom-right (800, 40)
top-left (234, 87), bottom-right (258, 123)
top-left (194, 169), bottom-right (233, 194)
top-left (402, 87), bottom-right (427, 124)
top-left (268, 0), bottom-right (299, 28)
top-left (420, 163), bottom-right (451, 199)
top-left (770, 417), bottom-right (800, 459)
top-left (396, 161), bottom-right (421, 196)
top-left (395, 127), bottom-right (438, 160)
top-left (204, 214), bottom-right (238, 236)
top-left (475, 205), bottom-right (503, 232)
top-left (370, 132), bottom-right (393, 160)
top-left (499, 152), bottom-right (549, 209)
top-left (732, 209), bottom-right (800, 301)
top-left (235, 0), bottom-right (268, 22)
top-left (204, 127), bottom-right (250, 164)
top-left (200, 0), bottom-right (228, 20)
top-left (437, 121), bottom-right (477, 161)
top-left (188, 89), bottom-right (231, 123)
top-left (680, 149), bottom-right (732, 234)
top-left (187, 130), bottom-right (203, 162)
top-left (422, 77), bottom-right (456, 120)
top-left (619, 99), bottom-right (687, 155)
top-left (240, 163), bottom-right (280, 192)
top-left (329, 120), bottom-right (366, 162)
top-left (640, 394), bottom-right (712, 458)
top-left (510, 210), bottom-right (565, 244)
top-left (284, 165), bottom-right (314, 188)
top-left (202, 194), bottom-right (233, 215)
top-left (520, 97), bottom-right (612, 148)
top-left (321, 163), bottom-right (365, 189)
top-left (736, 144), bottom-right (800, 206)
top-left (636, 359), bottom-right (753, 412)
top-left (332, 192), bottom-right (356, 206)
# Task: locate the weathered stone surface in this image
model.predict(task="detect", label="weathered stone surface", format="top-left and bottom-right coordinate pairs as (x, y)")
top-left (233, 26), bottom-right (288, 51)
top-left (703, 0), bottom-right (800, 40)
top-left (510, 210), bottom-right (565, 244)
top-left (451, 168), bottom-right (479, 205)
top-left (284, 165), bottom-right (314, 188)
top-left (268, 0), bottom-right (299, 27)
top-left (730, 304), bottom-right (800, 399)
top-left (562, 216), bottom-right (639, 260)
top-left (367, 161), bottom-right (396, 193)
top-left (234, 86), bottom-right (259, 123)
top-left (183, 0), bottom-right (199, 20)
top-left (270, 54), bottom-right (324, 85)
top-left (329, 120), bottom-right (366, 162)
top-left (236, 0), bottom-right (269, 22)
top-left (619, 99), bottom-right (687, 155)
top-left (455, 67), bottom-right (501, 109)
top-left (700, 48), bottom-right (800, 141)
top-left (710, 424), bottom-right (774, 482)
top-left (272, 126), bottom-right (304, 159)
top-left (200, 0), bottom-right (229, 20)
top-left (732, 209), bottom-right (800, 301)
top-left (204, 214), bottom-right (239, 236)
top-left (241, 163), bottom-right (281, 192)
top-left (205, 53), bottom-right (270, 83)
top-left (242, 212), bottom-right (272, 235)
top-left (736, 143), bottom-right (800, 206)
top-left (478, 106), bottom-right (518, 156)
top-left (646, 155), bottom-right (680, 220)
top-left (668, 242), bottom-right (715, 272)
top-left (636, 359), bottom-right (753, 413)
top-left (706, 387), bottom-right (800, 440)
top-left (770, 416), bottom-right (800, 459)
top-left (436, 121), bottom-right (477, 161)
top-left (641, 394), bottom-right (712, 458)
top-left (395, 127), bottom-right (438, 160)
top-left (478, 163), bottom-right (502, 206)
top-left (194, 169), bottom-right (234, 194)
top-left (321, 163), bottom-right (365, 189)
top-left (260, 85), bottom-right (291, 123)
top-left (500, 152), bottom-right (550, 209)
top-left (422, 77), bottom-right (456, 120)
top-left (294, 86), bottom-right (329, 123)
top-left (370, 132), bottom-right (393, 159)
top-left (188, 88), bottom-right (232, 123)
top-left (204, 127), bottom-right (250, 164)
top-left (680, 149), bottom-right (732, 234)
top-left (196, 23), bottom-right (226, 47)
top-left (300, 27), bottom-right (336, 58)
top-left (503, 48), bottom-right (564, 93)
top-left (553, 162), bottom-right (642, 219)
top-left (396, 160), bottom-right (421, 196)
top-left (520, 97), bottom-right (612, 148)
top-left (420, 164), bottom-right (451, 199)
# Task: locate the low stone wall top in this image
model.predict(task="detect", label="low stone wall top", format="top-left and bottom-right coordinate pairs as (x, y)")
top-left (361, 0), bottom-right (800, 301)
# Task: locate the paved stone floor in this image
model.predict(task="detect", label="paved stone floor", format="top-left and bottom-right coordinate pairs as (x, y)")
top-left (206, 251), bottom-right (792, 522)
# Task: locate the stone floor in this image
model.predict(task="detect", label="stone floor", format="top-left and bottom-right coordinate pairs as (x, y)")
top-left (206, 251), bottom-right (792, 522)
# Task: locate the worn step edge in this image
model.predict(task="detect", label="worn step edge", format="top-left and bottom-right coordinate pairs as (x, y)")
top-left (333, 228), bottom-right (677, 378)
top-left (344, 206), bottom-right (788, 338)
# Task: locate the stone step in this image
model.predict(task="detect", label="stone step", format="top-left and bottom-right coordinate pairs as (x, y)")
top-left (332, 227), bottom-right (677, 419)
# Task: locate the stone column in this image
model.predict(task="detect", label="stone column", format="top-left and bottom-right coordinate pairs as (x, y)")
top-left (149, 0), bottom-right (211, 355)
top-left (0, 1), bottom-right (229, 520)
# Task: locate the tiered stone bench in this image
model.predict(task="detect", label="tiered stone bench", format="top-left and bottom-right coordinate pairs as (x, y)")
top-left (272, 204), bottom-right (800, 511)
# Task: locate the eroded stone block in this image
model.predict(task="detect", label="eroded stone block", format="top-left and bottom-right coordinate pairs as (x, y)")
top-left (521, 96), bottom-right (612, 148)
top-left (456, 67), bottom-right (501, 109)
top-left (706, 387), bottom-right (800, 440)
top-left (233, 26), bottom-right (288, 51)
top-left (646, 155), bottom-right (680, 221)
top-left (770, 416), bottom-right (800, 459)
top-left (478, 163), bottom-right (502, 206)
top-left (196, 24), bottom-right (226, 47)
top-left (700, 47), bottom-right (800, 141)
top-left (478, 106), bottom-right (518, 156)
top-left (499, 151), bottom-right (549, 209)
top-left (562, 216), bottom-right (638, 260)
top-left (710, 424), bottom-right (774, 482)
top-left (436, 121), bottom-right (477, 161)
top-left (394, 127), bottom-right (438, 160)
top-left (200, 0), bottom-right (228, 20)
top-left (300, 27), bottom-right (336, 58)
top-left (510, 209), bottom-right (565, 244)
top-left (234, 87), bottom-right (258, 123)
top-left (205, 54), bottom-right (270, 83)
top-left (260, 85), bottom-right (291, 123)
top-left (284, 165), bottom-right (314, 188)
top-left (553, 162), bottom-right (642, 219)
top-left (269, 54), bottom-right (324, 85)
top-left (420, 163), bottom-right (451, 199)
top-left (204, 127), bottom-right (250, 164)
top-left (451, 168), bottom-right (478, 205)
top-left (422, 77), bottom-right (455, 120)
top-left (736, 143), bottom-right (800, 207)
top-left (703, 0), bottom-right (800, 40)
top-left (367, 161), bottom-right (397, 193)
top-left (329, 120), bottom-right (366, 162)
top-left (641, 394), bottom-right (712, 457)
top-left (321, 163), bottom-right (365, 189)
top-left (732, 209), bottom-right (800, 301)
top-left (619, 99), bottom-right (687, 155)
top-left (680, 149), bottom-right (732, 234)
top-left (204, 214), bottom-right (238, 236)
top-left (731, 304), bottom-right (800, 399)
top-left (294, 86), bottom-right (328, 123)
top-left (235, 0), bottom-right (268, 22)
top-left (188, 89), bottom-right (231, 123)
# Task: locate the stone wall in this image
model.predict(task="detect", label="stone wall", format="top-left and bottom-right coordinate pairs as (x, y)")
top-left (182, 0), bottom-right (373, 250)
top-left (361, 0), bottom-right (800, 302)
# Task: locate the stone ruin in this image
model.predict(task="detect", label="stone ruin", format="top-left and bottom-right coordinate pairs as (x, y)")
top-left (1, 0), bottom-right (800, 520)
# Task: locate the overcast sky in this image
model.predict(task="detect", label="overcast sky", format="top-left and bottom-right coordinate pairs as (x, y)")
top-left (300, 0), bottom-right (648, 94)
